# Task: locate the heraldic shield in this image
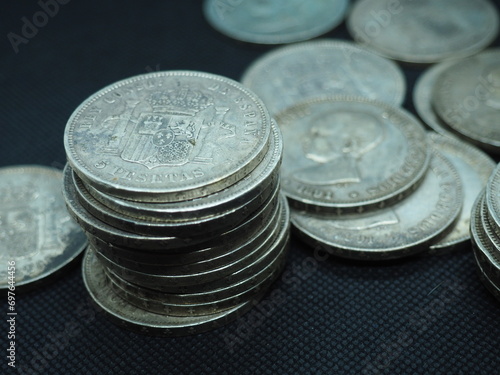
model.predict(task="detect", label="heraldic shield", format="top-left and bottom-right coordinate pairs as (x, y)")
top-left (121, 113), bottom-right (203, 169)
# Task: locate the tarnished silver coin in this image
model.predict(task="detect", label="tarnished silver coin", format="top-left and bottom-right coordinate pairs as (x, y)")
top-left (470, 191), bottom-right (500, 297)
top-left (0, 165), bottom-right (87, 290)
top-left (203, 0), bottom-right (348, 45)
top-left (72, 169), bottom-right (278, 237)
top-left (433, 49), bottom-right (500, 152)
top-left (95, 195), bottom-right (289, 293)
top-left (64, 71), bottom-right (272, 202)
top-left (91, 189), bottom-right (282, 275)
top-left (86, 187), bottom-right (282, 268)
top-left (477, 192), bottom-right (500, 286)
top-left (427, 132), bottom-right (495, 253)
top-left (104, 233), bottom-right (287, 306)
top-left (276, 97), bottom-right (429, 213)
top-left (347, 0), bottom-right (499, 64)
top-left (413, 60), bottom-right (460, 137)
top-left (241, 40), bottom-right (406, 115)
top-left (485, 163), bottom-right (500, 239)
top-left (82, 249), bottom-right (261, 336)
top-left (84, 120), bottom-right (282, 222)
top-left (104, 234), bottom-right (288, 317)
top-left (291, 150), bottom-right (463, 260)
top-left (63, 162), bottom-right (281, 252)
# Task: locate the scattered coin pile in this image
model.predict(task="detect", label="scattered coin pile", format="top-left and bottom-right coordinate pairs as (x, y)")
top-left (347, 0), bottom-right (499, 64)
top-left (471, 165), bottom-right (500, 302)
top-left (62, 71), bottom-right (290, 336)
top-left (274, 97), bottom-right (464, 260)
top-left (415, 49), bottom-right (500, 154)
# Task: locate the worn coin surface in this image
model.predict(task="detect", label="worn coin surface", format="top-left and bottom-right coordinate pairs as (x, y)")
top-left (82, 249), bottom-right (260, 336)
top-left (241, 40), bottom-right (406, 115)
top-left (347, 0), bottom-right (499, 63)
top-left (0, 165), bottom-right (87, 290)
top-left (291, 150), bottom-right (463, 260)
top-left (433, 49), bottom-right (500, 152)
top-left (485, 163), bottom-right (500, 238)
top-left (276, 97), bottom-right (429, 213)
top-left (428, 132), bottom-right (495, 253)
top-left (64, 71), bottom-right (271, 202)
top-left (84, 120), bottom-right (282, 222)
top-left (203, 0), bottom-right (348, 44)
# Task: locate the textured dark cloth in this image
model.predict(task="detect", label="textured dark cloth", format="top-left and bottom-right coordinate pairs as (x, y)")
top-left (1, 1), bottom-right (500, 374)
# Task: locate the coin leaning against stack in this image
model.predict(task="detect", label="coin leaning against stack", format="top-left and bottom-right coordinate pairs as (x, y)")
top-left (62, 70), bottom-right (290, 336)
top-left (274, 96), bottom-right (465, 260)
top-left (471, 165), bottom-right (500, 302)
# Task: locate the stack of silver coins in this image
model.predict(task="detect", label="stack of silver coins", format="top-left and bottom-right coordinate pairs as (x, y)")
top-left (62, 71), bottom-right (290, 336)
top-left (471, 165), bottom-right (500, 302)
top-left (240, 39), bottom-right (497, 261)
top-left (414, 49), bottom-right (500, 154)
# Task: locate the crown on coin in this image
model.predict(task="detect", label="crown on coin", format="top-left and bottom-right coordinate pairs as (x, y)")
top-left (148, 85), bottom-right (212, 116)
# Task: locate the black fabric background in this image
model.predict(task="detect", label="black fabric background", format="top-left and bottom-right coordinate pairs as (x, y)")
top-left (2, 1), bottom-right (500, 374)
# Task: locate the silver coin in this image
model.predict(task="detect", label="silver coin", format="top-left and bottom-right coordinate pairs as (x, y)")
top-left (64, 161), bottom-right (281, 252)
top-left (0, 165), bottom-right (87, 290)
top-left (276, 97), bottom-right (429, 213)
top-left (347, 0), bottom-right (499, 64)
top-left (104, 238), bottom-right (288, 317)
top-left (413, 59), bottom-right (461, 137)
top-left (95, 194), bottom-right (288, 291)
top-left (433, 49), bottom-right (500, 152)
top-left (240, 40), bottom-right (406, 115)
top-left (86, 186), bottom-right (282, 267)
top-left (476, 191), bottom-right (500, 286)
top-left (83, 120), bottom-right (283, 222)
top-left (91, 188), bottom-right (282, 275)
top-left (104, 234), bottom-right (287, 306)
top-left (82, 249), bottom-right (261, 336)
top-left (427, 132), bottom-right (495, 253)
top-left (203, 0), bottom-right (349, 45)
top-left (485, 163), bottom-right (500, 239)
top-left (470, 191), bottom-right (500, 297)
top-left (64, 70), bottom-right (272, 202)
top-left (72, 168), bottom-right (278, 237)
top-left (291, 149), bottom-right (463, 260)
top-left (62, 164), bottom-right (191, 251)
